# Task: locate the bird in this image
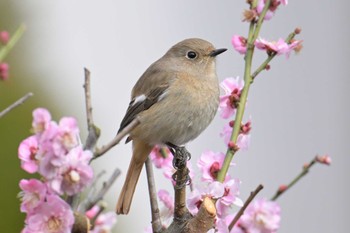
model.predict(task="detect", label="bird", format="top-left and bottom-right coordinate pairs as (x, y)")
top-left (116, 38), bottom-right (227, 214)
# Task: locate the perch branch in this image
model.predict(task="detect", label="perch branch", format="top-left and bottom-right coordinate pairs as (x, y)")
top-left (92, 117), bottom-right (140, 160)
top-left (184, 197), bottom-right (216, 233)
top-left (145, 157), bottom-right (163, 233)
top-left (0, 92), bottom-right (33, 118)
top-left (228, 184), bottom-right (264, 231)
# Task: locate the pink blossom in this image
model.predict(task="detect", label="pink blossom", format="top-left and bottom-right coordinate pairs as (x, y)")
top-left (197, 151), bottom-right (231, 182)
top-left (18, 136), bottom-right (39, 173)
top-left (236, 198), bottom-right (281, 233)
top-left (237, 134), bottom-right (251, 151)
top-left (256, 0), bottom-right (288, 20)
top-left (48, 146), bottom-right (93, 195)
top-left (0, 62), bottom-right (9, 80)
top-left (150, 146), bottom-right (172, 168)
top-left (216, 178), bottom-right (243, 218)
top-left (255, 38), bottom-right (302, 58)
top-left (22, 194), bottom-right (74, 233)
top-left (52, 117), bottom-right (80, 155)
top-left (187, 182), bottom-right (225, 215)
top-left (18, 179), bottom-right (47, 214)
top-left (86, 205), bottom-right (100, 219)
top-left (32, 108), bottom-right (52, 135)
top-left (219, 77), bottom-right (244, 119)
top-left (90, 212), bottom-right (117, 233)
top-left (158, 189), bottom-right (174, 220)
top-left (231, 35), bottom-right (247, 55)
top-left (0, 31), bottom-right (9, 44)
top-left (220, 121), bottom-right (251, 151)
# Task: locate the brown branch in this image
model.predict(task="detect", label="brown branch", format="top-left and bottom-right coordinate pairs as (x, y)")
top-left (83, 68), bottom-right (100, 150)
top-left (145, 157), bottom-right (163, 233)
top-left (0, 92), bottom-right (33, 118)
top-left (184, 197), bottom-right (216, 233)
top-left (228, 184), bottom-right (264, 231)
top-left (85, 168), bottom-right (121, 211)
top-left (92, 117), bottom-right (140, 160)
top-left (72, 212), bottom-right (90, 233)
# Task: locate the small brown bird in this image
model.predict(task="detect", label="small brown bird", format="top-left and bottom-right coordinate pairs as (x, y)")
top-left (116, 38), bottom-right (226, 214)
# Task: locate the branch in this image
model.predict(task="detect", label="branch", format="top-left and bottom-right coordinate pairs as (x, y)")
top-left (271, 154), bottom-right (330, 201)
top-left (184, 197), bottom-right (216, 233)
top-left (0, 24), bottom-right (25, 62)
top-left (92, 117), bottom-right (140, 160)
top-left (145, 157), bottom-right (163, 233)
top-left (83, 68), bottom-right (100, 150)
top-left (0, 92), bottom-right (33, 118)
top-left (85, 168), bottom-right (121, 211)
top-left (228, 184), bottom-right (264, 231)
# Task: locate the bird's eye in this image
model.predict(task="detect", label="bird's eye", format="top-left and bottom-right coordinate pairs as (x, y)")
top-left (186, 51), bottom-right (197, 59)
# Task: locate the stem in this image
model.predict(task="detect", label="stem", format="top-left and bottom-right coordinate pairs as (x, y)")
top-left (0, 92), bottom-right (33, 118)
top-left (0, 24), bottom-right (26, 62)
top-left (271, 158), bottom-right (317, 201)
top-left (145, 157), bottom-right (163, 233)
top-left (252, 31), bottom-right (297, 80)
top-left (217, 0), bottom-right (272, 182)
top-left (228, 184), bottom-right (264, 231)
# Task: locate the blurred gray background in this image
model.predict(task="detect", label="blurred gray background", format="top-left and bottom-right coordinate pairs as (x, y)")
top-left (0, 0), bottom-right (348, 232)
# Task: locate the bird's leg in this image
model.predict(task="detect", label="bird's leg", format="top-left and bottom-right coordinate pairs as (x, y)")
top-left (166, 143), bottom-right (191, 190)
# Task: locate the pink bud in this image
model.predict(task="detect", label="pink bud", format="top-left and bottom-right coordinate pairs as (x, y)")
top-left (316, 155), bottom-right (331, 165)
top-left (0, 63), bottom-right (9, 80)
top-left (0, 31), bottom-right (9, 44)
top-left (278, 184), bottom-right (287, 193)
top-left (228, 141), bottom-right (239, 152)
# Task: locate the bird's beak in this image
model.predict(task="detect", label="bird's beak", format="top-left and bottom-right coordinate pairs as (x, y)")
top-left (209, 48), bottom-right (227, 57)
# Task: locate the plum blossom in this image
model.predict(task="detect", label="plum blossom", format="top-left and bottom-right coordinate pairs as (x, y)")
top-left (235, 198), bottom-right (281, 233)
top-left (22, 194), bottom-right (74, 233)
top-left (18, 136), bottom-right (39, 173)
top-left (256, 0), bottom-right (288, 20)
top-left (150, 146), bottom-right (172, 168)
top-left (32, 108), bottom-right (53, 135)
top-left (220, 120), bottom-right (251, 151)
top-left (18, 179), bottom-right (47, 214)
top-left (255, 37), bottom-right (303, 58)
top-left (219, 77), bottom-right (244, 119)
top-left (48, 146), bottom-right (93, 195)
top-left (216, 178), bottom-right (243, 218)
top-left (158, 189), bottom-right (174, 221)
top-left (52, 117), bottom-right (80, 155)
top-left (187, 181), bottom-right (225, 215)
top-left (90, 212), bottom-right (117, 233)
top-left (316, 155), bottom-right (332, 165)
top-left (231, 35), bottom-right (247, 55)
top-left (197, 151), bottom-right (233, 182)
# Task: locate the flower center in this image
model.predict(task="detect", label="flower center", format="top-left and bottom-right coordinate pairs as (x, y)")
top-left (209, 162), bottom-right (220, 179)
top-left (47, 216), bottom-right (62, 232)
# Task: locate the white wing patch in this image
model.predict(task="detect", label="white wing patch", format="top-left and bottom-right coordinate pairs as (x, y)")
top-left (132, 94), bottom-right (146, 106)
top-left (157, 91), bottom-right (168, 102)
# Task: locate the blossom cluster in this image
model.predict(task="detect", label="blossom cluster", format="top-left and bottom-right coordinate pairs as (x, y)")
top-left (0, 30), bottom-right (10, 80)
top-left (232, 1), bottom-right (302, 58)
top-left (18, 108), bottom-right (116, 233)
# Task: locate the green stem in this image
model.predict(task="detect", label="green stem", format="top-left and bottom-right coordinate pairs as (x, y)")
top-left (0, 24), bottom-right (26, 62)
top-left (217, 0), bottom-right (272, 183)
top-left (252, 31), bottom-right (297, 80)
top-left (271, 158), bottom-right (317, 201)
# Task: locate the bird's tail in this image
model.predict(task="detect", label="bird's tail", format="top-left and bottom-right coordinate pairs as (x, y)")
top-left (116, 139), bottom-right (153, 215)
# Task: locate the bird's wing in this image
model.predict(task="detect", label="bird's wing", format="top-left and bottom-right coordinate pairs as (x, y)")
top-left (117, 84), bottom-right (169, 134)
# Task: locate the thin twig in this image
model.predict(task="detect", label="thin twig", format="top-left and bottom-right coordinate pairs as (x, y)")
top-left (228, 184), bottom-right (264, 231)
top-left (145, 157), bottom-right (163, 233)
top-left (84, 68), bottom-right (93, 128)
top-left (83, 68), bottom-right (100, 150)
top-left (85, 168), bottom-right (121, 211)
top-left (0, 92), bottom-right (33, 118)
top-left (93, 117), bottom-right (140, 160)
